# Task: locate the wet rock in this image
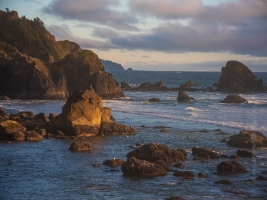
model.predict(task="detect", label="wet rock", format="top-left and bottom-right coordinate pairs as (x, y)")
top-left (121, 157), bottom-right (168, 176)
top-left (220, 154), bottom-right (229, 158)
top-left (0, 95), bottom-right (9, 100)
top-left (149, 98), bottom-right (160, 102)
top-left (236, 149), bottom-right (255, 158)
top-left (154, 160), bottom-right (171, 171)
top-left (136, 143), bottom-right (143, 146)
top-left (103, 158), bottom-right (125, 168)
top-left (173, 170), bottom-right (195, 179)
top-left (25, 130), bottom-right (43, 141)
top-left (0, 108), bottom-right (9, 120)
top-left (217, 60), bottom-right (266, 93)
top-left (256, 175), bottom-right (267, 181)
top-left (36, 128), bottom-right (46, 137)
top-left (153, 126), bottom-right (169, 129)
top-left (35, 113), bottom-right (49, 122)
top-left (166, 196), bottom-right (184, 200)
top-left (192, 147), bottom-right (219, 159)
top-left (174, 163), bottom-right (185, 169)
top-left (69, 141), bottom-right (92, 151)
top-left (99, 123), bottom-right (135, 135)
top-left (180, 80), bottom-right (196, 88)
top-left (227, 130), bottom-right (267, 148)
top-left (198, 172), bottom-right (207, 178)
top-left (199, 129), bottom-right (209, 133)
top-left (55, 131), bottom-right (68, 139)
top-left (215, 179), bottom-right (233, 185)
top-left (121, 82), bottom-right (132, 90)
top-left (221, 139), bottom-right (227, 142)
top-left (92, 164), bottom-right (100, 168)
top-left (229, 155), bottom-right (240, 160)
top-left (220, 95), bottom-right (248, 103)
top-left (217, 161), bottom-right (247, 174)
top-left (48, 113), bottom-right (58, 122)
top-left (177, 90), bottom-right (195, 102)
top-left (160, 128), bottom-right (169, 133)
top-left (206, 86), bottom-right (216, 92)
top-left (126, 143), bottom-right (187, 163)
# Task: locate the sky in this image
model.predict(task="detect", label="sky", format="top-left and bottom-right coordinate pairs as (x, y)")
top-left (0, 0), bottom-right (267, 71)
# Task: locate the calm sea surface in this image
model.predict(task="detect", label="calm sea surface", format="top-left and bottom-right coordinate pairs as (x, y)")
top-left (1, 71), bottom-right (267, 199)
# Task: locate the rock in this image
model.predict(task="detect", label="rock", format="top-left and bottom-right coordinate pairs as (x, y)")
top-left (206, 86), bottom-right (216, 92)
top-left (0, 95), bottom-right (9, 100)
top-left (177, 90), bottom-right (195, 102)
top-left (100, 59), bottom-right (124, 71)
top-left (36, 128), bottom-right (46, 137)
top-left (35, 113), bottom-right (49, 122)
top-left (149, 98), bottom-right (161, 102)
top-left (174, 163), bottom-right (185, 169)
top-left (166, 196), bottom-right (184, 200)
top-left (25, 130), bottom-right (43, 141)
top-left (198, 172), bottom-right (207, 178)
top-left (221, 139), bottom-right (227, 142)
top-left (217, 61), bottom-right (266, 93)
top-left (99, 123), bottom-right (136, 135)
top-left (173, 170), bottom-right (195, 179)
top-left (154, 160), bottom-right (171, 171)
top-left (69, 141), bottom-right (92, 151)
top-left (220, 95), bottom-right (248, 103)
top-left (217, 161), bottom-right (247, 174)
top-left (192, 147), bottom-right (219, 159)
top-left (0, 108), bottom-right (9, 120)
top-left (48, 113), bottom-right (58, 122)
top-left (213, 82), bottom-right (218, 86)
top-left (121, 157), bottom-right (168, 176)
top-left (55, 131), bottom-right (68, 139)
top-left (126, 143), bottom-right (187, 163)
top-left (236, 149), bottom-right (255, 158)
top-left (229, 155), bottom-right (240, 160)
top-left (92, 164), bottom-right (100, 168)
top-left (180, 80), bottom-right (196, 88)
top-left (121, 82), bottom-right (132, 90)
top-left (160, 128), bottom-right (169, 133)
top-left (0, 120), bottom-right (26, 140)
top-left (227, 130), bottom-right (267, 148)
top-left (136, 81), bottom-right (168, 91)
top-left (215, 179), bottom-right (233, 185)
top-left (103, 158), bottom-right (125, 168)
top-left (220, 154), bottom-right (229, 158)
top-left (256, 175), bottom-right (267, 181)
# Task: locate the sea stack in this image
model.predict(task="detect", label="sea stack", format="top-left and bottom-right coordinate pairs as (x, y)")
top-left (217, 61), bottom-right (265, 93)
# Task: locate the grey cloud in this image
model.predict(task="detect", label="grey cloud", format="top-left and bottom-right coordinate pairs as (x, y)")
top-left (46, 24), bottom-right (115, 49)
top-left (42, 0), bottom-right (138, 31)
top-left (92, 28), bottom-right (119, 38)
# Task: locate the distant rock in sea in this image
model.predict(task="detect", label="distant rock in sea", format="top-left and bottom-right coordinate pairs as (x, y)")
top-left (127, 68), bottom-right (133, 70)
top-left (217, 61), bottom-right (266, 93)
top-left (100, 59), bottom-right (125, 71)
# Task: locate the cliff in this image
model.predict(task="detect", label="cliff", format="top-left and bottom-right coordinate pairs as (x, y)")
top-left (100, 59), bottom-right (125, 71)
top-left (0, 10), bottom-right (124, 99)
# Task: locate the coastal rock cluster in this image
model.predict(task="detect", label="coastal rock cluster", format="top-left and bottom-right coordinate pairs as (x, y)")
top-left (0, 10), bottom-right (123, 99)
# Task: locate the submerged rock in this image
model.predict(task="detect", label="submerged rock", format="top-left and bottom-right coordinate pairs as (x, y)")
top-left (220, 95), bottom-right (248, 103)
top-left (103, 159), bottom-right (125, 168)
top-left (177, 90), bottom-right (195, 102)
top-left (121, 157), bottom-right (168, 176)
top-left (217, 161), bottom-right (247, 174)
top-left (227, 130), bottom-right (267, 148)
top-left (173, 170), bottom-right (195, 178)
top-left (217, 60), bottom-right (266, 93)
top-left (192, 147), bottom-right (219, 160)
top-left (180, 80), bottom-right (196, 88)
top-left (215, 179), bottom-right (233, 185)
top-left (69, 141), bottom-right (92, 151)
top-left (236, 149), bottom-right (255, 158)
top-left (149, 98), bottom-right (161, 102)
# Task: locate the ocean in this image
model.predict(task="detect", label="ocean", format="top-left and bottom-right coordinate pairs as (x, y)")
top-left (0, 71), bottom-right (267, 199)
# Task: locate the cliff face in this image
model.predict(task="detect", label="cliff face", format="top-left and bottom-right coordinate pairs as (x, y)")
top-left (217, 61), bottom-right (265, 93)
top-left (0, 10), bottom-right (124, 99)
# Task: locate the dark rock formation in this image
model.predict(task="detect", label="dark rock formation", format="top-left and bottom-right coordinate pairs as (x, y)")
top-left (173, 170), bottom-right (195, 178)
top-left (0, 95), bottom-right (9, 100)
top-left (25, 130), bottom-right (43, 141)
top-left (136, 81), bottom-right (168, 91)
top-left (100, 59), bottom-right (124, 71)
top-left (236, 149), bottom-right (255, 158)
top-left (103, 158), bottom-right (125, 168)
top-left (174, 163), bottom-right (185, 169)
top-left (149, 98), bottom-right (161, 102)
top-left (217, 161), bottom-right (247, 174)
top-left (121, 157), bottom-right (168, 176)
top-left (121, 82), bottom-right (132, 90)
top-left (206, 86), bottom-right (216, 92)
top-left (126, 143), bottom-right (187, 163)
top-left (220, 95), bottom-right (248, 103)
top-left (227, 130), bottom-right (267, 148)
top-left (180, 80), bottom-right (196, 88)
top-left (160, 128), bottom-right (169, 133)
top-left (0, 108), bottom-right (9, 121)
top-left (53, 88), bottom-right (135, 136)
top-left (0, 120), bottom-right (26, 140)
top-left (177, 91), bottom-right (195, 102)
top-left (192, 147), bottom-right (219, 159)
top-left (198, 172), bottom-right (207, 178)
top-left (215, 179), bottom-right (233, 185)
top-left (217, 61), bottom-right (266, 93)
top-left (229, 155), bottom-right (240, 160)
top-left (69, 141), bottom-right (92, 151)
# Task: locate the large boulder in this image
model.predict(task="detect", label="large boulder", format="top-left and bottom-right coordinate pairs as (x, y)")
top-left (217, 161), bottom-right (247, 174)
top-left (126, 143), bottom-right (187, 163)
top-left (121, 157), bottom-right (168, 176)
top-left (217, 61), bottom-right (266, 93)
top-left (69, 141), bottom-right (92, 151)
top-left (192, 147), bottom-right (220, 159)
top-left (227, 130), bottom-right (267, 148)
top-left (220, 95), bottom-right (248, 103)
top-left (0, 120), bottom-right (26, 140)
top-left (54, 88), bottom-right (134, 136)
top-left (177, 90), bottom-right (195, 102)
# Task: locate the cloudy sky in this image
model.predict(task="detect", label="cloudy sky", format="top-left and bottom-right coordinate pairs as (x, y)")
top-left (1, 0), bottom-right (267, 71)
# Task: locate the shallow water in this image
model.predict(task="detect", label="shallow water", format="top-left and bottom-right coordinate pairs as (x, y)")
top-left (1, 71), bottom-right (267, 199)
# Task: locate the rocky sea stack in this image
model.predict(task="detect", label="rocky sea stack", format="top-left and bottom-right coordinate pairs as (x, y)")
top-left (217, 61), bottom-right (266, 93)
top-left (0, 10), bottom-right (123, 99)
